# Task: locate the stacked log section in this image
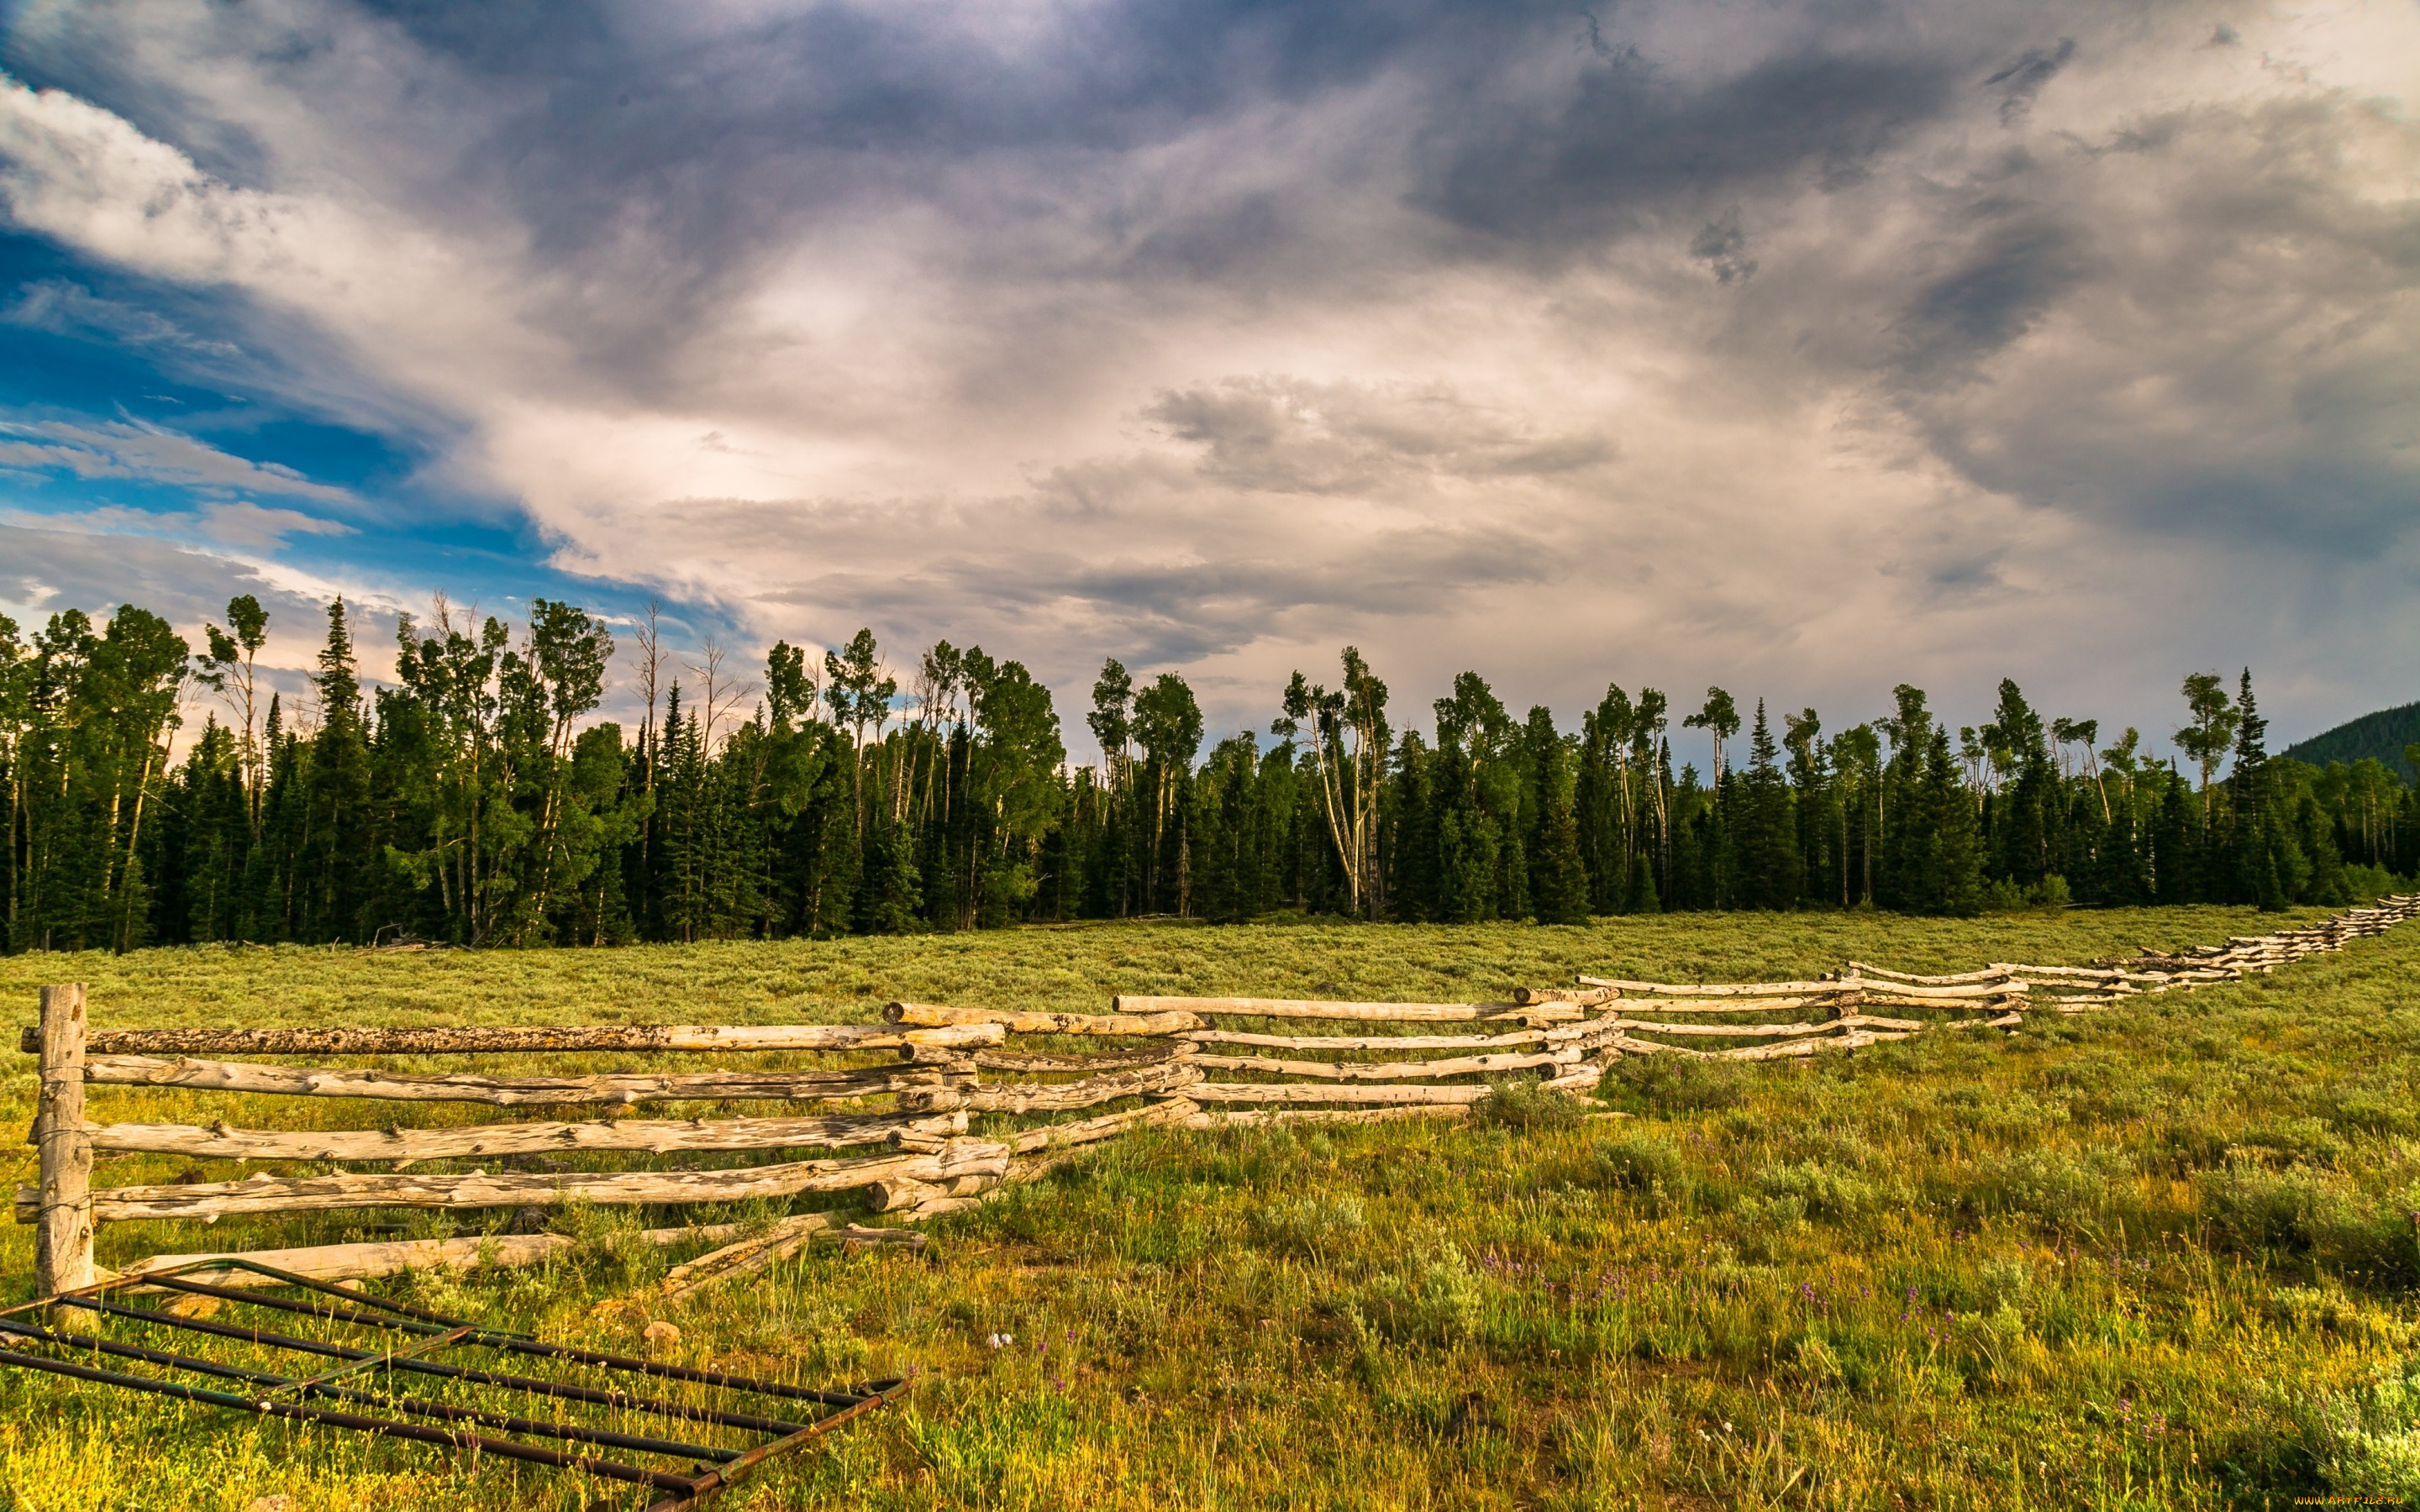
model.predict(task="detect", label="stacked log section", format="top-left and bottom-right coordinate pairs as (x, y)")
top-left (973, 1043), bottom-right (1192, 1073)
top-left (960, 1061), bottom-right (1202, 1113)
top-left (1190, 1049), bottom-right (1580, 1081)
top-left (82, 1057), bottom-right (975, 1108)
top-left (1184, 1105), bottom-right (1473, 1130)
top-left (1185, 1028), bottom-right (1547, 1051)
top-left (128, 1220), bottom-right (918, 1293)
top-left (886, 1003), bottom-right (1202, 1036)
top-left (19, 1138), bottom-right (1016, 1222)
top-left (1113, 996), bottom-right (1496, 1022)
top-left (1191, 1082), bottom-right (1497, 1106)
top-left (21, 1021), bottom-right (1005, 1057)
top-left (82, 1110), bottom-right (972, 1163)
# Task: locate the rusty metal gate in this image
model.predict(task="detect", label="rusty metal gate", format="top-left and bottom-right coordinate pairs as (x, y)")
top-left (0, 1257), bottom-right (904, 1510)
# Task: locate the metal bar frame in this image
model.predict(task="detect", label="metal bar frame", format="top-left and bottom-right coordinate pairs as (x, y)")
top-left (0, 1257), bottom-right (904, 1509)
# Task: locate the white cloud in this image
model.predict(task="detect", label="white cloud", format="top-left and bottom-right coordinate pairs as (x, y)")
top-left (0, 417), bottom-right (356, 501)
top-left (0, 515), bottom-right (383, 687)
top-left (4, 277), bottom-right (242, 356)
top-left (193, 500), bottom-right (355, 548)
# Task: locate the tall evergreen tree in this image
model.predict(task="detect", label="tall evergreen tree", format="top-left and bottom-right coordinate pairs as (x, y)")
top-left (1729, 701), bottom-right (1801, 910)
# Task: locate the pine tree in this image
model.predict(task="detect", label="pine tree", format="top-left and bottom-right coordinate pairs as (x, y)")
top-left (2224, 669), bottom-right (2303, 911)
top-left (1575, 684), bottom-right (1632, 915)
top-left (1730, 701), bottom-right (1802, 910)
top-left (296, 599), bottom-right (373, 942)
top-left (1927, 727), bottom-right (1988, 916)
top-left (1781, 708), bottom-right (1833, 906)
top-left (1518, 711), bottom-right (1587, 925)
top-left (855, 812), bottom-right (923, 932)
top-left (1876, 687), bottom-right (1923, 911)
top-left (1985, 680), bottom-right (2061, 893)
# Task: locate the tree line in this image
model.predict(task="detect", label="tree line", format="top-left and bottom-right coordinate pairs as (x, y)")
top-left (3, 595), bottom-right (2414, 952)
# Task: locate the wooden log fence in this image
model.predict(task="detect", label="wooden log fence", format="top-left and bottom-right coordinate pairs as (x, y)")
top-left (1107, 995), bottom-right (1581, 1024)
top-left (971, 1043), bottom-right (1192, 1072)
top-left (959, 1061), bottom-right (1202, 1113)
top-left (18, 1022), bottom-right (1006, 1057)
top-left (1565, 895), bottom-right (2420, 1059)
top-left (656, 1215), bottom-right (869, 1304)
top-left (1191, 1048), bottom-right (1581, 1081)
top-left (82, 1110), bottom-right (972, 1164)
top-left (887, 1003), bottom-right (1203, 1036)
top-left (18, 895), bottom-right (2414, 1293)
top-left (1184, 1027), bottom-right (1548, 1050)
top-left (18, 1140), bottom-right (1018, 1223)
top-left (127, 1220), bottom-right (923, 1294)
top-left (1182, 1105), bottom-right (1474, 1130)
top-left (32, 985), bottom-right (93, 1298)
top-left (1578, 977), bottom-right (1844, 997)
top-left (1190, 1081), bottom-right (1499, 1105)
top-left (81, 1057), bottom-right (976, 1108)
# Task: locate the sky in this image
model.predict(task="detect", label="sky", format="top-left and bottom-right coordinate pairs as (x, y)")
top-left (0, 0), bottom-right (2414, 768)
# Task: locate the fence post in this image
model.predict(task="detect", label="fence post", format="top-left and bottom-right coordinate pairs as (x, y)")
top-left (33, 984), bottom-right (94, 1297)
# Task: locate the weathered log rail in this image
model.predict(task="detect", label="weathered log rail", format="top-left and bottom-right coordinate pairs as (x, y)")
top-left (17, 1022), bottom-right (1005, 1057)
top-left (80, 1056), bottom-right (979, 1107)
top-left (22, 1139), bottom-right (1017, 1223)
top-left (18, 895), bottom-right (2413, 1294)
top-left (82, 1110), bottom-right (972, 1164)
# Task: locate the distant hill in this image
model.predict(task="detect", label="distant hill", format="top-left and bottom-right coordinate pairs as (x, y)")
top-left (2281, 701), bottom-right (2420, 781)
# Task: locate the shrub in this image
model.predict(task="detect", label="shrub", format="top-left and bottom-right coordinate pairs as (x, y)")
top-left (1990, 874), bottom-right (2075, 909)
top-left (2339, 863), bottom-right (2408, 901)
top-left (1949, 1147), bottom-right (2135, 1231)
top-left (1939, 1089), bottom-right (2066, 1142)
top-left (1607, 1053), bottom-right (1751, 1114)
top-left (1589, 1132), bottom-right (1691, 1194)
top-left (548, 1196), bottom-right (664, 1292)
top-left (1754, 1160), bottom-right (1896, 1221)
top-left (2234, 1117), bottom-right (2348, 1168)
top-left (2043, 1053), bottom-right (2158, 1123)
top-left (1250, 1193), bottom-right (1366, 1258)
top-left (1976, 1255), bottom-right (2034, 1315)
top-left (2198, 1164), bottom-right (2417, 1284)
top-left (2323, 1091), bottom-right (2417, 1139)
top-left (2270, 1285), bottom-right (2403, 1345)
top-left (1474, 1074), bottom-right (1585, 1131)
top-left (2149, 1119), bottom-right (2233, 1174)
top-left (1348, 1235), bottom-right (1485, 1347)
top-left (2296, 1352), bottom-right (2420, 1499)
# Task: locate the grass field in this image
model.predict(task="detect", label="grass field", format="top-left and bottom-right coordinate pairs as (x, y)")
top-left (0, 906), bottom-right (2415, 1510)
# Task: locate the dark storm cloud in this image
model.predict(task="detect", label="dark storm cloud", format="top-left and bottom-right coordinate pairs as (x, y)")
top-left (18, 0), bottom-right (1449, 237)
top-left (1142, 376), bottom-right (1615, 495)
top-left (1424, 48), bottom-right (1958, 247)
top-left (3, 0), bottom-right (2415, 747)
top-left (4, 3), bottom-right (1981, 351)
top-left (750, 509), bottom-right (1561, 675)
top-left (1985, 38), bottom-right (2076, 126)
top-left (1689, 209), bottom-right (1756, 284)
top-left (1897, 216), bottom-right (2088, 377)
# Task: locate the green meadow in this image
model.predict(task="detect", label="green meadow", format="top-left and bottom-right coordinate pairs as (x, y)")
top-left (0, 906), bottom-right (2414, 1509)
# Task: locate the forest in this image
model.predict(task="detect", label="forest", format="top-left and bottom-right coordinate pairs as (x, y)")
top-left (3, 594), bottom-right (2415, 952)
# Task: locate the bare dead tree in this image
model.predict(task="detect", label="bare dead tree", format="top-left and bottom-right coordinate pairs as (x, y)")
top-left (634, 601), bottom-right (664, 780)
top-left (686, 638), bottom-right (757, 756)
